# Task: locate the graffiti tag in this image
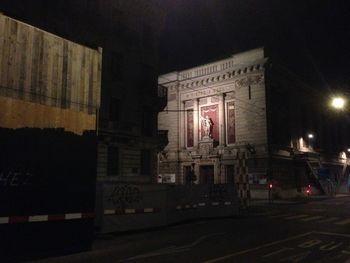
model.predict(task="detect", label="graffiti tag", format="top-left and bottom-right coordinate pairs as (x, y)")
top-left (108, 184), bottom-right (142, 209)
top-left (0, 171), bottom-right (33, 187)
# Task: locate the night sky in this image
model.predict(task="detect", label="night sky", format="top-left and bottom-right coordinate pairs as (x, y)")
top-left (157, 0), bottom-right (350, 90)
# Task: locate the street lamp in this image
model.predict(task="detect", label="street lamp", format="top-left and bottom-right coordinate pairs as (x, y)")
top-left (330, 96), bottom-right (346, 110)
top-left (308, 133), bottom-right (314, 139)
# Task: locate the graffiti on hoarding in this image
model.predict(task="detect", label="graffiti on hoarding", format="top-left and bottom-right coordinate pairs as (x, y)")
top-left (0, 171), bottom-right (33, 187)
top-left (108, 184), bottom-right (142, 209)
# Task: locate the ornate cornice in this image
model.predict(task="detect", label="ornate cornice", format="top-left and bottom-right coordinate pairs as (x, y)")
top-left (165, 58), bottom-right (267, 93)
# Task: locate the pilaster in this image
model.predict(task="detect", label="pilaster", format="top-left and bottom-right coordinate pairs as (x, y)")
top-left (219, 93), bottom-right (226, 146)
top-left (179, 100), bottom-right (186, 149)
top-left (194, 98), bottom-right (199, 147)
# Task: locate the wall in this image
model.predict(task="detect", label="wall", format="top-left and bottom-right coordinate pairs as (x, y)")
top-left (0, 13), bottom-right (102, 134)
top-left (95, 182), bottom-right (238, 233)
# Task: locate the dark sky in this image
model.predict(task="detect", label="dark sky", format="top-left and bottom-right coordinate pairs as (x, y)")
top-left (157, 0), bottom-right (350, 89)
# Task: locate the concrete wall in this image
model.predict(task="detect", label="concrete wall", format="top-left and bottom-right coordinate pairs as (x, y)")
top-left (95, 182), bottom-right (239, 233)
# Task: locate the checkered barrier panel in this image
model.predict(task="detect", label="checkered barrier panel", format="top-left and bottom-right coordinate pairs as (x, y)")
top-left (236, 151), bottom-right (250, 208)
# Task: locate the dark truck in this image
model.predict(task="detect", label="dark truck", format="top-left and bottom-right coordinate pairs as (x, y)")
top-left (0, 14), bottom-right (102, 261)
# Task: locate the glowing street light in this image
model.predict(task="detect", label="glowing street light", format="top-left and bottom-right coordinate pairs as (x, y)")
top-left (308, 133), bottom-right (314, 139)
top-left (331, 97), bottom-right (346, 110)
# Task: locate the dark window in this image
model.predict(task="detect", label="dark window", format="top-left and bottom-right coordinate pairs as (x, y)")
top-left (111, 53), bottom-right (124, 81)
top-left (140, 150), bottom-right (151, 176)
top-left (248, 85), bottom-right (252, 100)
top-left (107, 146), bottom-right (119, 176)
top-left (142, 24), bottom-right (153, 49)
top-left (109, 97), bottom-right (120, 122)
top-left (199, 165), bottom-right (214, 184)
top-left (141, 106), bottom-right (154, 136)
top-left (112, 8), bottom-right (124, 35)
top-left (227, 102), bottom-right (236, 144)
top-left (140, 63), bottom-right (156, 95)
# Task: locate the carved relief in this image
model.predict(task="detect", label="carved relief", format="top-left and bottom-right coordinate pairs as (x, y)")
top-left (198, 140), bottom-right (214, 156)
top-left (199, 98), bottom-right (208, 105)
top-left (211, 96), bottom-right (219, 103)
top-left (185, 100), bottom-right (194, 108)
top-left (234, 74), bottom-right (264, 89)
top-left (226, 92), bottom-right (235, 100)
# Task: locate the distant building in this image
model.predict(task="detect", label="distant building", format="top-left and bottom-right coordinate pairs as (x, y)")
top-left (158, 47), bottom-right (350, 198)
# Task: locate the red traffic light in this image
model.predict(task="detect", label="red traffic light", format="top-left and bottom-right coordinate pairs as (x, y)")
top-left (269, 183), bottom-right (273, 189)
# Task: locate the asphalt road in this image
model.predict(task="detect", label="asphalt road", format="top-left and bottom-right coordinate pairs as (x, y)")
top-left (37, 196), bottom-right (350, 263)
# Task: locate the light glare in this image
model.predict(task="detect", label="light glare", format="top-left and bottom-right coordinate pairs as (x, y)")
top-left (331, 97), bottom-right (346, 109)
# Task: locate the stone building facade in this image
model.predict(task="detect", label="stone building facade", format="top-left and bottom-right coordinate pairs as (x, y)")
top-left (158, 47), bottom-right (350, 198)
top-left (158, 48), bottom-right (268, 187)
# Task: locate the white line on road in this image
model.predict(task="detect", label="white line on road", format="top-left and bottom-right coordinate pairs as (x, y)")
top-left (285, 214), bottom-right (309, 220)
top-left (299, 216), bottom-right (324, 222)
top-left (124, 233), bottom-right (225, 261)
top-left (334, 218), bottom-right (350, 225)
top-left (316, 217), bottom-right (340, 223)
top-left (269, 213), bottom-right (293, 218)
top-left (202, 232), bottom-right (313, 263)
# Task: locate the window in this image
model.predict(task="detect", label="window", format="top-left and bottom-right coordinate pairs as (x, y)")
top-left (107, 146), bottom-right (119, 176)
top-left (186, 110), bottom-right (194, 147)
top-left (111, 53), bottom-right (124, 81)
top-left (141, 106), bottom-right (154, 136)
top-left (109, 97), bottom-right (120, 122)
top-left (140, 150), bottom-right (151, 176)
top-left (140, 63), bottom-right (156, 95)
top-left (112, 8), bottom-right (124, 36)
top-left (142, 24), bottom-right (153, 49)
top-left (226, 102), bottom-right (236, 144)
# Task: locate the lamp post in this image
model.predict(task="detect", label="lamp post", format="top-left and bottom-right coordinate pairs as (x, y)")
top-left (307, 133), bottom-right (314, 149)
top-left (330, 96), bottom-right (346, 110)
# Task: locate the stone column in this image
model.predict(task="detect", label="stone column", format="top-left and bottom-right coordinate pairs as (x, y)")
top-left (219, 93), bottom-right (226, 146)
top-left (179, 100), bottom-right (186, 148)
top-left (193, 98), bottom-right (199, 147)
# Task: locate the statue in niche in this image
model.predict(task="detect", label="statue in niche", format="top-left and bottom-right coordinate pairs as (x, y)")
top-left (200, 115), bottom-right (214, 138)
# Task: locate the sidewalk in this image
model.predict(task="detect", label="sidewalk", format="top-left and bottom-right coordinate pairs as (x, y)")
top-left (250, 193), bottom-right (350, 206)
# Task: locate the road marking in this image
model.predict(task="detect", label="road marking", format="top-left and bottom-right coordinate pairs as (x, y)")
top-left (300, 216), bottom-right (324, 222)
top-left (335, 218), bottom-right (350, 225)
top-left (269, 213), bottom-right (293, 218)
top-left (317, 217), bottom-right (340, 223)
top-left (261, 247), bottom-right (294, 258)
top-left (202, 232), bottom-right (312, 263)
top-left (315, 231), bottom-right (350, 238)
top-left (285, 214), bottom-right (309, 220)
top-left (204, 232), bottom-right (350, 263)
top-left (125, 233), bottom-right (225, 261)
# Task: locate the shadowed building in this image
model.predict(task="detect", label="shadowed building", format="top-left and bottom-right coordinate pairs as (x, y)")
top-left (0, 0), bottom-right (167, 183)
